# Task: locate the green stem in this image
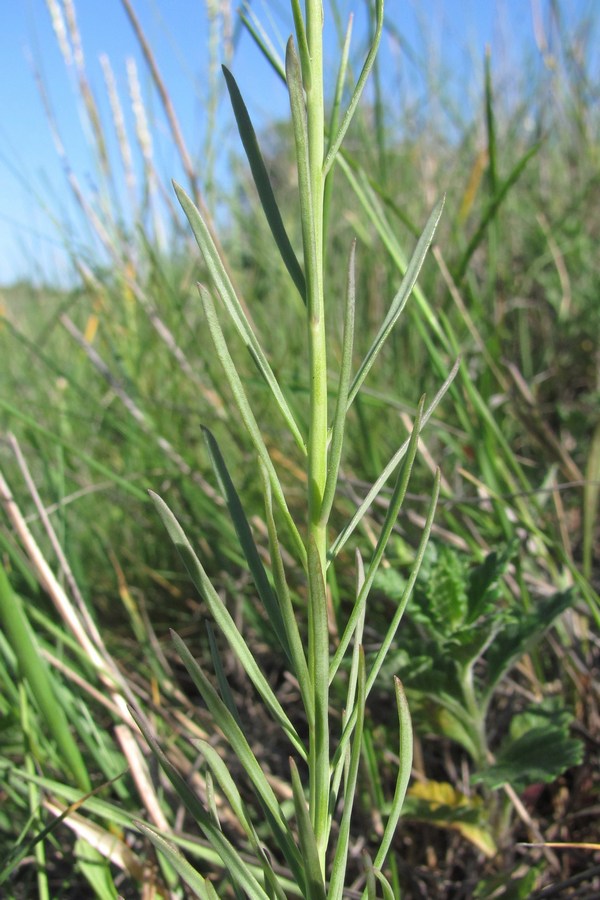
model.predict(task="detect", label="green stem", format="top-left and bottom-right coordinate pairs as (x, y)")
top-left (305, 0), bottom-right (329, 865)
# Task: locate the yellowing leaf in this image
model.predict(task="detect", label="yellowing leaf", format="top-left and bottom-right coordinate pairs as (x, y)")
top-left (407, 781), bottom-right (497, 858)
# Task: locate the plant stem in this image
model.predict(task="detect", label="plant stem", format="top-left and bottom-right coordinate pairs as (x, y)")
top-left (304, 0), bottom-right (330, 864)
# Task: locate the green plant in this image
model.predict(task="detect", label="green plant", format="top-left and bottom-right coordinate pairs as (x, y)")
top-left (129, 0), bottom-right (455, 894)
top-left (375, 542), bottom-right (583, 852)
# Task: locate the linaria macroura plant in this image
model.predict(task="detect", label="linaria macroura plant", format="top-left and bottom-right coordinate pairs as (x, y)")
top-left (133, 0), bottom-right (456, 895)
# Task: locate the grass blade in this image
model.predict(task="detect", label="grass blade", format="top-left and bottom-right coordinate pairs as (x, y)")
top-left (222, 66), bottom-right (306, 302)
top-left (0, 564), bottom-right (91, 793)
top-left (453, 142), bottom-right (542, 285)
top-left (134, 822), bottom-right (220, 900)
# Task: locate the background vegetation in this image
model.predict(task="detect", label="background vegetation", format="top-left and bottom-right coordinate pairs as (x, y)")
top-left (0, 1), bottom-right (598, 897)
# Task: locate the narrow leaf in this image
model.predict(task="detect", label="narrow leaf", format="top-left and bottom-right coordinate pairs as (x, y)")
top-left (348, 197), bottom-right (445, 408)
top-left (171, 631), bottom-right (305, 883)
top-left (222, 66), bottom-right (306, 302)
top-left (149, 491), bottom-right (306, 758)
top-left (129, 709), bottom-right (269, 898)
top-left (203, 427), bottom-right (291, 662)
top-left (307, 536), bottom-right (330, 848)
top-left (196, 740), bottom-right (288, 900)
top-left (290, 759), bottom-right (326, 900)
top-left (372, 679), bottom-right (413, 870)
top-left (286, 37), bottom-right (319, 318)
top-left (259, 462), bottom-right (313, 722)
top-left (319, 240), bottom-right (356, 525)
top-left (330, 397), bottom-right (425, 681)
top-left (328, 648), bottom-right (366, 900)
top-left (323, 0), bottom-right (384, 177)
top-left (174, 182), bottom-right (306, 454)
top-left (198, 285), bottom-right (306, 565)
top-left (330, 359), bottom-right (458, 561)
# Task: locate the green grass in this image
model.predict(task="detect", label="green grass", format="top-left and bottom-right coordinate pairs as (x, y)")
top-left (1, 1), bottom-right (599, 898)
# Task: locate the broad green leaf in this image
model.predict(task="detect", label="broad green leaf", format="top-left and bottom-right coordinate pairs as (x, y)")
top-left (149, 491), bottom-right (306, 758)
top-left (473, 726), bottom-right (584, 792)
top-left (222, 66), bottom-right (306, 302)
top-left (173, 182), bottom-right (306, 455)
top-left (290, 759), bottom-right (326, 900)
top-left (483, 589), bottom-right (574, 701)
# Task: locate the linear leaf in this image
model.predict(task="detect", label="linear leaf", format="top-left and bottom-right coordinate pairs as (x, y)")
top-left (202, 427), bottom-right (291, 662)
top-left (348, 197), bottom-right (445, 408)
top-left (222, 66), bottom-right (306, 302)
top-left (174, 182), bottom-right (306, 454)
top-left (129, 709), bottom-right (269, 898)
top-left (149, 491), bottom-right (306, 758)
top-left (319, 240), bottom-right (356, 525)
top-left (328, 648), bottom-right (366, 900)
top-left (330, 359), bottom-right (458, 561)
top-left (331, 474), bottom-right (440, 774)
top-left (286, 37), bottom-right (319, 318)
top-left (198, 285), bottom-right (306, 565)
top-left (290, 759), bottom-right (326, 900)
top-left (323, 0), bottom-right (384, 177)
top-left (371, 679), bottom-right (413, 872)
top-left (171, 631), bottom-right (305, 884)
top-left (134, 822), bottom-right (220, 900)
top-left (196, 739), bottom-right (288, 900)
top-left (329, 397), bottom-right (425, 681)
top-left (259, 462), bottom-right (313, 721)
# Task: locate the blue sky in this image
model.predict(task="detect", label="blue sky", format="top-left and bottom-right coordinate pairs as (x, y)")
top-left (0, 0), bottom-right (595, 285)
